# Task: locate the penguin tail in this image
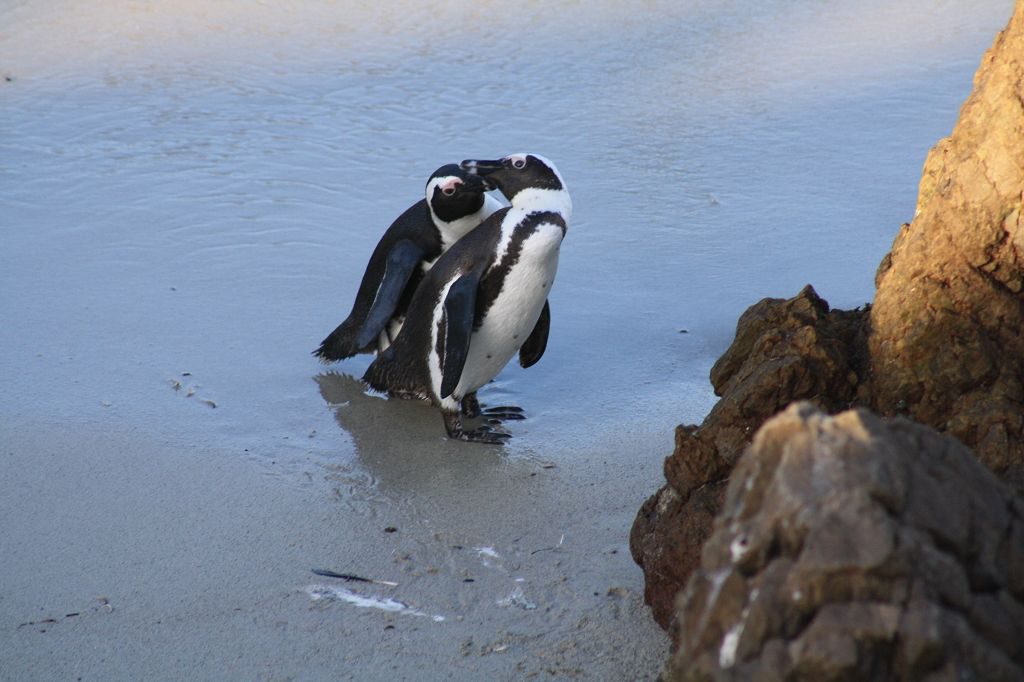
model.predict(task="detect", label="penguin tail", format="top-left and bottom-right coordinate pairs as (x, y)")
top-left (312, 318), bottom-right (363, 362)
top-left (362, 348), bottom-right (420, 397)
top-left (361, 353), bottom-right (393, 392)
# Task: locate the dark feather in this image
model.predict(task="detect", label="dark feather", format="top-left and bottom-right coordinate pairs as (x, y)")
top-left (519, 298), bottom-right (550, 368)
top-left (439, 271), bottom-right (482, 399)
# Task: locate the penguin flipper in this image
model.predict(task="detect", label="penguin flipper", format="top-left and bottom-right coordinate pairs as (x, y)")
top-left (519, 299), bottom-right (551, 368)
top-left (439, 271), bottom-right (482, 400)
top-left (355, 239), bottom-right (425, 349)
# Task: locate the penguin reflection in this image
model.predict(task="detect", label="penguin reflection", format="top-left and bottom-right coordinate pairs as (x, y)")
top-left (315, 372), bottom-right (509, 489)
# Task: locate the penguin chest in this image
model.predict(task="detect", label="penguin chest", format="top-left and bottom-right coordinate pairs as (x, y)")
top-left (456, 225), bottom-right (563, 396)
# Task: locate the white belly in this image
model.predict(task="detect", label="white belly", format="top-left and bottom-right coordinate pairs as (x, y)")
top-left (454, 223), bottom-right (562, 398)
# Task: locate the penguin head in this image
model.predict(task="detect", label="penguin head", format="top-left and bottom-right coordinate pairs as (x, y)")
top-left (425, 164), bottom-right (492, 224)
top-left (459, 154), bottom-right (566, 202)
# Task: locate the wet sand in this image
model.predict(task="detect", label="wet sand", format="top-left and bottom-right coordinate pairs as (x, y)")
top-left (2, 394), bottom-right (682, 680)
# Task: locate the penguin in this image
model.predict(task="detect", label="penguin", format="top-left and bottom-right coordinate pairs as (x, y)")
top-left (363, 153), bottom-right (571, 444)
top-left (313, 164), bottom-right (503, 361)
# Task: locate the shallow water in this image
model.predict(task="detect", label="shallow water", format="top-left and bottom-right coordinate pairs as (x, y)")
top-left (0, 0), bottom-right (1014, 678)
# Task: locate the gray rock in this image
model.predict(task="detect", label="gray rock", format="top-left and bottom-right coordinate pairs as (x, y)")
top-left (662, 404), bottom-right (1024, 682)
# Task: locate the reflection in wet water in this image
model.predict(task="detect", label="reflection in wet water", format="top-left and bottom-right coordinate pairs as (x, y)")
top-left (314, 372), bottom-right (526, 505)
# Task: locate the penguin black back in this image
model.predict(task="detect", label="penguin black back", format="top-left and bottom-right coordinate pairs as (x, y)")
top-left (314, 164), bottom-right (500, 361)
top-left (360, 217), bottom-right (507, 399)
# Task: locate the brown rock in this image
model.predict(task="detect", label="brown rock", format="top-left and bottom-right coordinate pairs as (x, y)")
top-left (870, 0), bottom-right (1024, 488)
top-left (630, 473), bottom-right (726, 633)
top-left (661, 404), bottom-right (1024, 682)
top-left (630, 286), bottom-right (868, 631)
top-left (632, 1), bottom-right (1024, 639)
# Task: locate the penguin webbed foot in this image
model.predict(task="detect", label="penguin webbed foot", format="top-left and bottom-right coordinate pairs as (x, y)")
top-left (460, 393), bottom-right (525, 422)
top-left (481, 406), bottom-right (526, 422)
top-left (443, 411), bottom-right (511, 445)
top-left (456, 427), bottom-right (512, 445)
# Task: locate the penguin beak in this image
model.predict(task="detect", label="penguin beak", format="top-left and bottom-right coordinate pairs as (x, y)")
top-left (461, 159), bottom-right (503, 177)
top-left (461, 172), bottom-right (494, 192)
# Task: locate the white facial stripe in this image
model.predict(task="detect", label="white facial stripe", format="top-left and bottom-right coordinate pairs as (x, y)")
top-left (503, 153), bottom-right (568, 194)
top-left (527, 154), bottom-right (567, 190)
top-left (432, 191), bottom-right (501, 250)
top-left (426, 176), bottom-right (462, 198)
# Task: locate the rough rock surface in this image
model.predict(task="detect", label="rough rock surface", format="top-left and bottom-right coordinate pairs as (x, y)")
top-left (870, 0), bottom-right (1024, 491)
top-left (630, 286), bottom-right (869, 631)
top-left (662, 403), bottom-right (1024, 682)
top-left (632, 1), bottom-right (1024, 636)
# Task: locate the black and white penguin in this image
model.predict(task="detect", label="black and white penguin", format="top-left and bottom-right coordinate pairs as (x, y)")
top-left (363, 153), bottom-right (571, 444)
top-left (313, 164), bottom-right (503, 361)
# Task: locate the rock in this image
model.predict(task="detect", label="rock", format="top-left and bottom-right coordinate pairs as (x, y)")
top-left (661, 404), bottom-right (1024, 682)
top-left (630, 286), bottom-right (868, 631)
top-left (630, 472), bottom-right (727, 635)
top-left (870, 0), bottom-right (1024, 490)
top-left (632, 0), bottom-right (1024, 637)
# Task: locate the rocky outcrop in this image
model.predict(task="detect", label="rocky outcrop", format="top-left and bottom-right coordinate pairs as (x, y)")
top-left (870, 0), bottom-right (1024, 492)
top-left (630, 286), bottom-right (869, 631)
top-left (662, 403), bottom-right (1024, 682)
top-left (632, 1), bottom-right (1024, 637)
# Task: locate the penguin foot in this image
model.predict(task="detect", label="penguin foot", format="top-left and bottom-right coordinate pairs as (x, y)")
top-left (461, 393), bottom-right (482, 418)
top-left (443, 412), bottom-right (511, 445)
top-left (453, 426), bottom-right (512, 445)
top-left (392, 391), bottom-right (422, 401)
top-left (481, 406), bottom-right (526, 421)
top-left (460, 393), bottom-right (526, 421)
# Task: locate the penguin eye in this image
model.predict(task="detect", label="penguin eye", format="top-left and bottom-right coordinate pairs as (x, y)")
top-left (442, 186), bottom-right (456, 196)
top-left (511, 158), bottom-right (527, 169)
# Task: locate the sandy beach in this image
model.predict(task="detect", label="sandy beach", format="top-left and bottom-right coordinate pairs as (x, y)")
top-left (3, 409), bottom-right (677, 679)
